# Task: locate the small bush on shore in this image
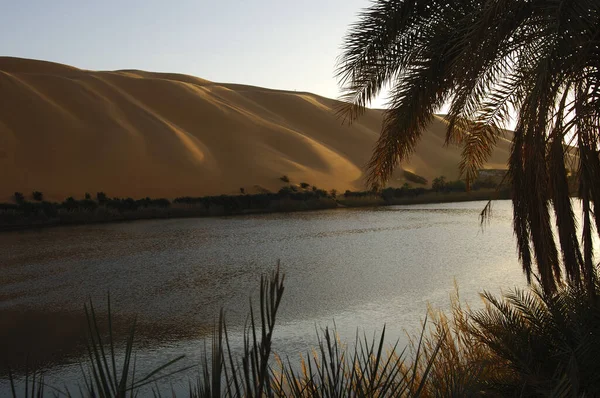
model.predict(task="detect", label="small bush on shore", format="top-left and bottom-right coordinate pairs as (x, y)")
top-left (1, 180), bottom-right (505, 230)
top-left (32, 191), bottom-right (43, 201)
top-left (96, 192), bottom-right (107, 204)
top-left (13, 192), bottom-right (24, 204)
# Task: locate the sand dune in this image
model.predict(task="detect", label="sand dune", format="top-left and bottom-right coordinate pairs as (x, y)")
top-left (0, 57), bottom-right (511, 201)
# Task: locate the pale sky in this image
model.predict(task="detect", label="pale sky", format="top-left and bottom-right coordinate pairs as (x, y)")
top-left (0, 0), bottom-right (391, 107)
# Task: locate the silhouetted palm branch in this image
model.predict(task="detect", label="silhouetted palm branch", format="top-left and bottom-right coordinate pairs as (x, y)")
top-left (338, 0), bottom-right (600, 295)
top-left (470, 280), bottom-right (600, 396)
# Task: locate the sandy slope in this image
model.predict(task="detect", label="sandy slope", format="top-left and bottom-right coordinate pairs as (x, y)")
top-left (0, 57), bottom-right (511, 201)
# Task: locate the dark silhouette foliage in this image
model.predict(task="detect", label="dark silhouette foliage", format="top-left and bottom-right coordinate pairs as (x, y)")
top-left (13, 192), bottom-right (24, 204)
top-left (32, 191), bottom-right (43, 201)
top-left (62, 197), bottom-right (77, 210)
top-left (175, 189), bottom-right (331, 215)
top-left (96, 192), bottom-right (107, 204)
top-left (338, 0), bottom-right (600, 295)
top-left (470, 281), bottom-right (600, 396)
top-left (432, 176), bottom-right (447, 192)
top-left (432, 176), bottom-right (467, 193)
top-left (472, 178), bottom-right (498, 191)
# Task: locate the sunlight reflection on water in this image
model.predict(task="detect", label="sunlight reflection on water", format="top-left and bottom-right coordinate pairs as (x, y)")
top-left (3, 200), bottom-right (577, 394)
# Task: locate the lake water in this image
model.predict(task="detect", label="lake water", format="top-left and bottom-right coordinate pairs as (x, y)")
top-left (0, 200), bottom-right (528, 395)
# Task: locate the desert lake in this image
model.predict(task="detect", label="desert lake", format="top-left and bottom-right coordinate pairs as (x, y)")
top-left (1, 200), bottom-right (530, 393)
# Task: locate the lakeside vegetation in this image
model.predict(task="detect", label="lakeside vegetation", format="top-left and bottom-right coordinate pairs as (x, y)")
top-left (4, 0), bottom-right (599, 396)
top-left (7, 266), bottom-right (600, 397)
top-left (0, 175), bottom-right (506, 231)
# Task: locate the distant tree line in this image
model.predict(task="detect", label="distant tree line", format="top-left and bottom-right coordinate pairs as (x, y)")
top-left (1, 191), bottom-right (171, 219)
top-left (342, 175), bottom-right (503, 202)
top-left (173, 187), bottom-right (331, 213)
top-left (1, 177), bottom-right (508, 228)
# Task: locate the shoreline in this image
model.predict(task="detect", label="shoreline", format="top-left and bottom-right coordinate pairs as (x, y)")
top-left (0, 189), bottom-right (507, 232)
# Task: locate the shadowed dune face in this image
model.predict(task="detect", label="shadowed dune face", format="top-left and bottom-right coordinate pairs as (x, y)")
top-left (0, 57), bottom-right (511, 201)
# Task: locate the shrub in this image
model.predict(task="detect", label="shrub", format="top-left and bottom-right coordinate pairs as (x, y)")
top-left (315, 189), bottom-right (329, 198)
top-left (472, 178), bottom-right (498, 190)
top-left (445, 179), bottom-right (467, 192)
top-left (151, 198), bottom-right (171, 208)
top-left (13, 192), bottom-right (24, 204)
top-left (381, 187), bottom-right (396, 200)
top-left (40, 201), bottom-right (58, 218)
top-left (431, 177), bottom-right (467, 193)
top-left (32, 191), bottom-right (43, 201)
top-left (300, 182), bottom-right (310, 189)
top-left (96, 192), bottom-right (107, 204)
top-left (343, 190), bottom-right (374, 198)
top-left (84, 192), bottom-right (91, 200)
top-left (80, 199), bottom-right (98, 211)
top-left (468, 282), bottom-right (600, 396)
top-left (278, 186), bottom-right (294, 196)
top-left (432, 176), bottom-right (447, 191)
top-left (280, 175), bottom-right (290, 183)
top-left (413, 289), bottom-right (499, 397)
top-left (105, 197), bottom-right (138, 212)
top-left (62, 197), bottom-right (78, 211)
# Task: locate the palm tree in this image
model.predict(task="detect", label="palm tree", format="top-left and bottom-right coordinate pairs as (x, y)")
top-left (337, 0), bottom-right (600, 296)
top-left (470, 281), bottom-right (600, 396)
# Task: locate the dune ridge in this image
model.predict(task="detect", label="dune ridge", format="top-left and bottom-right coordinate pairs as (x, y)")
top-left (0, 57), bottom-right (511, 201)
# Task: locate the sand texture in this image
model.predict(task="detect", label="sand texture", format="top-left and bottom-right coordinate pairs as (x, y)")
top-left (0, 57), bottom-right (511, 201)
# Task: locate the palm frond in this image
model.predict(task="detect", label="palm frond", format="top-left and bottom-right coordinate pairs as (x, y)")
top-left (339, 0), bottom-right (600, 294)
